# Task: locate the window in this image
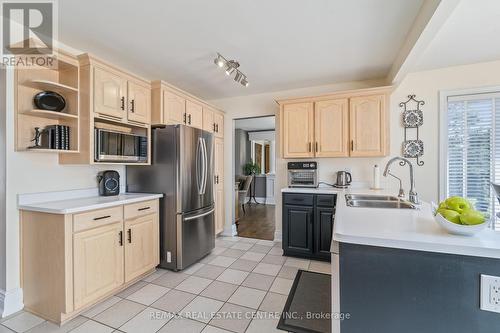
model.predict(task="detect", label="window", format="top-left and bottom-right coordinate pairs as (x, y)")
top-left (442, 91), bottom-right (500, 229)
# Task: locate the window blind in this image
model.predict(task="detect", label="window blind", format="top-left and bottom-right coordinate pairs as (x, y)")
top-left (446, 93), bottom-right (500, 229)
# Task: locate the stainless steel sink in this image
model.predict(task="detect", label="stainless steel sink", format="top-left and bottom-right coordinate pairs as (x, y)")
top-left (345, 194), bottom-right (400, 201)
top-left (345, 194), bottom-right (417, 210)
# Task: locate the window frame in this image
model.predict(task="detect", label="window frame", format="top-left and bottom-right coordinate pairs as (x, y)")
top-left (439, 86), bottom-right (500, 203)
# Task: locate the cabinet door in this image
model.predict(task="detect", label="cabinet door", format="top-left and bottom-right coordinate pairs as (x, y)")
top-left (94, 67), bottom-right (127, 119)
top-left (214, 111), bottom-right (224, 138)
top-left (315, 99), bottom-right (349, 157)
top-left (215, 188), bottom-right (225, 234)
top-left (73, 222), bottom-right (124, 309)
top-left (281, 102), bottom-right (315, 158)
top-left (283, 204), bottom-right (314, 256)
top-left (163, 89), bottom-right (186, 125)
top-left (314, 206), bottom-right (334, 260)
top-left (214, 137), bottom-right (224, 235)
top-left (349, 94), bottom-right (387, 157)
top-left (124, 213), bottom-right (159, 282)
top-left (186, 100), bottom-right (203, 129)
top-left (203, 107), bottom-right (214, 133)
top-left (127, 81), bottom-right (151, 124)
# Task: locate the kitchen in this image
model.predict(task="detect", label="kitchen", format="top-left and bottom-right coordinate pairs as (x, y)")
top-left (2, 1), bottom-right (500, 333)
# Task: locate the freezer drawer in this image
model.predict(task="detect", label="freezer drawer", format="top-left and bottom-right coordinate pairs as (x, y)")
top-left (176, 206), bottom-right (215, 270)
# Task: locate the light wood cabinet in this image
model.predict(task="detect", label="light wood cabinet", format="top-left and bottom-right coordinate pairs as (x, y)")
top-left (125, 213), bottom-right (159, 282)
top-left (203, 107), bottom-right (214, 133)
top-left (73, 222), bottom-right (124, 309)
top-left (93, 66), bottom-right (127, 120)
top-left (163, 89), bottom-right (186, 125)
top-left (278, 87), bottom-right (390, 158)
top-left (186, 100), bottom-right (203, 129)
top-left (151, 81), bottom-right (224, 133)
top-left (349, 94), bottom-right (387, 157)
top-left (281, 102), bottom-right (315, 158)
top-left (21, 199), bottom-right (160, 324)
top-left (214, 137), bottom-right (224, 234)
top-left (127, 80), bottom-right (151, 124)
top-left (315, 99), bottom-right (349, 157)
top-left (214, 111), bottom-right (224, 138)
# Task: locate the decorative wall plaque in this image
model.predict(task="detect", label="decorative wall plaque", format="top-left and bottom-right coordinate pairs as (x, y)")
top-left (400, 95), bottom-right (424, 166)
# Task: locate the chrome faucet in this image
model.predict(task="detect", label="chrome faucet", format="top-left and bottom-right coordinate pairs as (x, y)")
top-left (383, 157), bottom-right (419, 204)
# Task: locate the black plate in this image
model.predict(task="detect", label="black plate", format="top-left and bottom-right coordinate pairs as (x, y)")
top-left (33, 91), bottom-right (66, 112)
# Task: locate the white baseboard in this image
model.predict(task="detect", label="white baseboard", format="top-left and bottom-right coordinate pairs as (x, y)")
top-left (246, 197), bottom-right (274, 205)
top-left (0, 288), bottom-right (23, 318)
top-left (273, 231), bottom-right (282, 242)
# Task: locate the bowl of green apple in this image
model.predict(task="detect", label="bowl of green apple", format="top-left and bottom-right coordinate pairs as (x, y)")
top-left (432, 196), bottom-right (488, 236)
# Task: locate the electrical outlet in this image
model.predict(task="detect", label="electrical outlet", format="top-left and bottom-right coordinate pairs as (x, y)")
top-left (480, 274), bottom-right (500, 313)
top-left (167, 251), bottom-right (172, 263)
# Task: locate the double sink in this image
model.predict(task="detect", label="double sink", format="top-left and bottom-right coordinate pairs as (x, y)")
top-left (345, 194), bottom-right (417, 210)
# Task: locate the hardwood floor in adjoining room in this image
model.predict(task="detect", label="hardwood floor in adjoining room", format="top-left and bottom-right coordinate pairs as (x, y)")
top-left (236, 204), bottom-right (276, 241)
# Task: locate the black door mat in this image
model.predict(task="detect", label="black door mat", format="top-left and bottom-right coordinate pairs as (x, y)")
top-left (277, 270), bottom-right (331, 333)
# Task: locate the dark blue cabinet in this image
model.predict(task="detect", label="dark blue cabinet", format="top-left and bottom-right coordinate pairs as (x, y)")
top-left (282, 193), bottom-right (335, 261)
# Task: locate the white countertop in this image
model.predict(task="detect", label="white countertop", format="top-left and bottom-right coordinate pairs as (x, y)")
top-left (282, 187), bottom-right (500, 259)
top-left (18, 193), bottom-right (163, 214)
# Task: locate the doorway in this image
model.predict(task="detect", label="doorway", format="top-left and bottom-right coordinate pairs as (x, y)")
top-left (233, 115), bottom-right (276, 240)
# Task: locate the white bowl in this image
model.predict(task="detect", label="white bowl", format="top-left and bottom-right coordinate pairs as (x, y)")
top-left (431, 202), bottom-right (488, 236)
top-left (434, 213), bottom-right (488, 236)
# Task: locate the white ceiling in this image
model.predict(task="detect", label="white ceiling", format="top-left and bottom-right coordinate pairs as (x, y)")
top-left (58, 0), bottom-right (423, 100)
top-left (415, 0), bottom-right (500, 71)
top-left (235, 116), bottom-right (275, 132)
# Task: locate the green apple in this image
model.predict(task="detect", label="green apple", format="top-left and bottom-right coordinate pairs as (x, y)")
top-left (438, 201), bottom-right (448, 210)
top-left (437, 208), bottom-right (462, 224)
top-left (445, 196), bottom-right (472, 214)
top-left (460, 211), bottom-right (485, 225)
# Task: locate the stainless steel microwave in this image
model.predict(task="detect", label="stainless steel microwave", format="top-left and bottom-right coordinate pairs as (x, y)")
top-left (94, 128), bottom-right (148, 163)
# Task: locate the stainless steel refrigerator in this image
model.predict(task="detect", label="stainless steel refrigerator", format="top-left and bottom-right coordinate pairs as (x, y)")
top-left (126, 125), bottom-right (215, 271)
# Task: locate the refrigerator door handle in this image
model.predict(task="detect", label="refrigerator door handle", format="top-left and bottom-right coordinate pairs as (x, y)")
top-left (184, 207), bottom-right (215, 221)
top-left (196, 137), bottom-right (203, 195)
top-left (201, 138), bottom-right (208, 194)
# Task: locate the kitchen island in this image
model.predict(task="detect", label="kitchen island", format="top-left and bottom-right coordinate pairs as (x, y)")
top-left (282, 187), bottom-right (500, 333)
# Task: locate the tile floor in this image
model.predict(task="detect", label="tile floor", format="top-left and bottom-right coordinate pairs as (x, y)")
top-left (0, 236), bottom-right (331, 333)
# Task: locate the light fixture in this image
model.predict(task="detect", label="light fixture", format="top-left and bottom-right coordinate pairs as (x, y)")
top-left (213, 52), bottom-right (249, 87)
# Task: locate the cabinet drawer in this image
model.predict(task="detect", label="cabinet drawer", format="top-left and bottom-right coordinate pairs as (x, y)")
top-left (283, 193), bottom-right (314, 206)
top-left (124, 200), bottom-right (158, 220)
top-left (73, 206), bottom-right (123, 233)
top-left (316, 195), bottom-right (336, 207)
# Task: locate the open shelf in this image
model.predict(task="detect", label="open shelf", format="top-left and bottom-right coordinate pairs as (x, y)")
top-left (29, 79), bottom-right (78, 92)
top-left (23, 109), bottom-right (79, 120)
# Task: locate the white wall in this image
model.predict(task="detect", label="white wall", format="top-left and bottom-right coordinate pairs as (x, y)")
top-left (2, 67), bottom-right (124, 314)
top-left (212, 59), bottom-right (500, 240)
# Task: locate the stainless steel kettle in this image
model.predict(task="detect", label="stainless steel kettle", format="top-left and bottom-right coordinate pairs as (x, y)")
top-left (335, 171), bottom-right (352, 188)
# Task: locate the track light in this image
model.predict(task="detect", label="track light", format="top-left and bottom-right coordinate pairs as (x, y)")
top-left (213, 52), bottom-right (249, 87)
top-left (214, 53), bottom-right (226, 68)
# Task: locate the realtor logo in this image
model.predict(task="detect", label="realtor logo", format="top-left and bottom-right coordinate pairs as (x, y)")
top-left (1, 0), bottom-right (58, 67)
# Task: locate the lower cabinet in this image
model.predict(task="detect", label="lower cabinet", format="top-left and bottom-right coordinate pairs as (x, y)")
top-left (73, 222), bottom-right (124, 309)
top-left (282, 193), bottom-right (335, 261)
top-left (125, 214), bottom-right (159, 282)
top-left (21, 199), bottom-right (160, 324)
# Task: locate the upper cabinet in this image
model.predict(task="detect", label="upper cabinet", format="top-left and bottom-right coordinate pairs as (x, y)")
top-left (151, 80), bottom-right (224, 137)
top-left (127, 80), bottom-right (151, 125)
top-left (278, 87), bottom-right (390, 158)
top-left (349, 94), bottom-right (387, 157)
top-left (315, 99), bottom-right (349, 157)
top-left (185, 100), bottom-right (203, 129)
top-left (93, 67), bottom-right (127, 120)
top-left (281, 102), bottom-right (315, 158)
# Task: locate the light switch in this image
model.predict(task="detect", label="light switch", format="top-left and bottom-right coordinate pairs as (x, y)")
top-left (480, 274), bottom-right (500, 313)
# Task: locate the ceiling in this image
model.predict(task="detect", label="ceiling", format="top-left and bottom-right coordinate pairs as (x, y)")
top-left (58, 0), bottom-right (424, 100)
top-left (415, 0), bottom-right (500, 71)
top-left (235, 116), bottom-right (275, 132)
